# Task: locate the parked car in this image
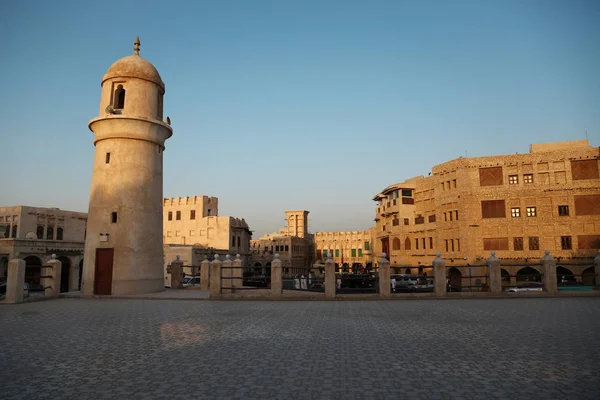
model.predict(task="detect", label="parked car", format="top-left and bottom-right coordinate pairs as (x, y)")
top-left (391, 274), bottom-right (419, 292)
top-left (183, 276), bottom-right (200, 287)
top-left (0, 282), bottom-right (30, 300)
top-left (558, 282), bottom-right (594, 291)
top-left (504, 282), bottom-right (544, 293)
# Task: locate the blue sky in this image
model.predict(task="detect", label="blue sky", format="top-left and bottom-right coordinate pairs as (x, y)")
top-left (1, 0), bottom-right (598, 237)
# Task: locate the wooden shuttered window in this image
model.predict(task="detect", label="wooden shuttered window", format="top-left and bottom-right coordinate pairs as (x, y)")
top-left (574, 194), bottom-right (600, 215)
top-left (483, 238), bottom-right (509, 251)
top-left (481, 200), bottom-right (506, 218)
top-left (571, 160), bottom-right (599, 180)
top-left (479, 167), bottom-right (503, 186)
top-left (578, 235), bottom-right (600, 249)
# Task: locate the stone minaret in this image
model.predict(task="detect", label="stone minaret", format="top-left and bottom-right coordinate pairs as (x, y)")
top-left (82, 38), bottom-right (173, 295)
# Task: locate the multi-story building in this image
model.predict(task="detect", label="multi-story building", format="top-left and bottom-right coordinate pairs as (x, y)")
top-left (372, 139), bottom-right (600, 284)
top-left (250, 210), bottom-right (313, 275)
top-left (0, 206), bottom-right (87, 292)
top-left (313, 230), bottom-right (375, 272)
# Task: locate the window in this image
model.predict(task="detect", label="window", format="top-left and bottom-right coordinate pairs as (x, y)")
top-left (382, 225), bottom-right (386, 231)
top-left (404, 237), bottom-right (411, 250)
top-left (455, 211), bottom-right (459, 220)
top-left (528, 237), bottom-right (539, 251)
top-left (523, 174), bottom-right (533, 184)
top-left (176, 211), bottom-right (181, 220)
top-left (392, 238), bottom-right (401, 250)
top-left (415, 239), bottom-right (419, 250)
top-left (457, 239), bottom-right (460, 252)
top-left (111, 212), bottom-right (118, 223)
top-left (483, 238), bottom-right (509, 250)
top-left (335, 249), bottom-right (339, 257)
top-left (401, 189), bottom-right (412, 197)
top-left (422, 238), bottom-right (426, 249)
top-left (561, 236), bottom-right (572, 250)
top-left (479, 167), bottom-right (503, 186)
top-left (57, 227), bottom-right (63, 240)
top-left (514, 237), bottom-right (524, 251)
top-left (358, 249), bottom-right (363, 257)
top-left (429, 237), bottom-right (433, 249)
top-left (37, 226), bottom-right (44, 239)
top-left (11, 225), bottom-right (17, 238)
top-left (237, 237), bottom-right (241, 247)
top-left (558, 205), bottom-right (569, 216)
top-left (404, 218), bottom-right (409, 225)
top-left (449, 212), bottom-right (453, 221)
top-left (47, 226), bottom-right (54, 240)
top-left (445, 239), bottom-right (448, 252)
top-left (232, 236), bottom-right (236, 247)
top-left (168, 211), bottom-right (172, 221)
top-left (481, 200), bottom-right (506, 218)
top-left (571, 159), bottom-right (599, 180)
top-left (511, 207), bottom-right (521, 218)
top-left (428, 215), bottom-right (436, 223)
top-left (402, 197), bottom-right (415, 204)
top-left (207, 209), bottom-right (211, 216)
top-left (114, 85), bottom-right (125, 109)
top-left (415, 216), bottom-right (424, 224)
top-left (452, 179), bottom-right (457, 188)
top-left (285, 245), bottom-right (289, 252)
top-left (351, 249), bottom-right (357, 257)
top-left (392, 218), bottom-right (399, 226)
top-left (444, 212), bottom-right (447, 222)
top-left (105, 153), bottom-right (111, 164)
top-left (526, 207), bottom-right (537, 217)
top-left (450, 239), bottom-right (455, 252)
top-left (364, 241), bottom-right (370, 250)
top-left (578, 235), bottom-right (600, 249)
top-left (190, 210), bottom-right (196, 220)
top-left (574, 195), bottom-right (600, 215)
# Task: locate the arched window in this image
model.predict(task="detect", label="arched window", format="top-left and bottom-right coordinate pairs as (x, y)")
top-left (37, 226), bottom-right (44, 239)
top-left (3, 225), bottom-right (9, 238)
top-left (392, 238), bottom-right (401, 250)
top-left (114, 85), bottom-right (125, 109)
top-left (404, 237), bottom-right (411, 250)
top-left (47, 226), bottom-right (54, 240)
top-left (57, 227), bottom-right (63, 240)
top-left (11, 225), bottom-right (17, 238)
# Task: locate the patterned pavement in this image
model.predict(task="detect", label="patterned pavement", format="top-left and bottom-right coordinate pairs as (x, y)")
top-left (1, 298), bottom-right (599, 399)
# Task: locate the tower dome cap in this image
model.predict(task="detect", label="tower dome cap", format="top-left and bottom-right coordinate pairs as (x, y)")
top-left (101, 37), bottom-right (164, 89)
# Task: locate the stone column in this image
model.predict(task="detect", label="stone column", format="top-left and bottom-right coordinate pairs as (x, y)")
top-left (541, 250), bottom-right (557, 295)
top-left (232, 254), bottom-right (243, 292)
top-left (221, 255), bottom-right (233, 294)
top-left (170, 256), bottom-right (184, 289)
top-left (5, 258), bottom-right (26, 304)
top-left (594, 250), bottom-right (600, 288)
top-left (378, 253), bottom-right (391, 298)
top-left (271, 253), bottom-right (283, 297)
top-left (45, 255), bottom-right (62, 298)
top-left (487, 251), bottom-right (502, 294)
top-left (324, 255), bottom-right (336, 298)
top-left (433, 252), bottom-right (446, 296)
top-left (209, 254), bottom-right (222, 298)
top-left (200, 256), bottom-right (210, 291)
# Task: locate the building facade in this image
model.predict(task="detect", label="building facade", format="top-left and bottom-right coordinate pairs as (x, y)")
top-left (0, 206), bottom-right (87, 292)
top-left (313, 230), bottom-right (375, 272)
top-left (372, 139), bottom-right (600, 283)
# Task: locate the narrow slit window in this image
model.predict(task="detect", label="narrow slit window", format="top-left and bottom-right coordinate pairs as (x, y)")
top-left (114, 85), bottom-right (125, 109)
top-left (106, 152), bottom-right (111, 164)
top-left (111, 212), bottom-right (118, 223)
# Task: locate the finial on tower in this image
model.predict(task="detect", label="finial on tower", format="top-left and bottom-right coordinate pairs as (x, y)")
top-left (134, 37), bottom-right (141, 55)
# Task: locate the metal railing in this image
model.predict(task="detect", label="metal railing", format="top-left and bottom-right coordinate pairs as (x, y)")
top-left (283, 267), bottom-right (324, 293)
top-left (335, 272), bottom-right (378, 294)
top-left (220, 267), bottom-right (271, 292)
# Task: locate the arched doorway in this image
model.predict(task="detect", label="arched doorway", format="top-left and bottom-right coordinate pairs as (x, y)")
top-left (24, 256), bottom-right (42, 291)
top-left (516, 267), bottom-right (541, 283)
top-left (78, 259), bottom-right (83, 290)
top-left (581, 267), bottom-right (595, 286)
top-left (556, 266), bottom-right (574, 284)
top-left (57, 256), bottom-right (71, 293)
top-left (0, 257), bottom-right (8, 282)
top-left (405, 267), bottom-right (412, 275)
top-left (342, 263), bottom-right (349, 272)
top-left (365, 263), bottom-right (373, 271)
top-left (447, 267), bottom-right (462, 292)
top-left (265, 262), bottom-right (271, 277)
top-left (253, 262), bottom-right (262, 275)
top-left (501, 268), bottom-right (510, 288)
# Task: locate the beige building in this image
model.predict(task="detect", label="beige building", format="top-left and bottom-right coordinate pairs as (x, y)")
top-left (82, 38), bottom-right (173, 296)
top-left (372, 139), bottom-right (600, 284)
top-left (0, 206), bottom-right (87, 292)
top-left (313, 230), bottom-right (375, 272)
top-left (250, 210), bottom-right (313, 275)
top-left (163, 196), bottom-right (251, 258)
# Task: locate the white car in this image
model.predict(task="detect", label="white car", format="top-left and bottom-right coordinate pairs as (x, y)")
top-left (504, 282), bottom-right (543, 293)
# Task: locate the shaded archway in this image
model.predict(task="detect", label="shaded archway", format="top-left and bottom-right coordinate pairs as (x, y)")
top-left (253, 262), bottom-right (262, 274)
top-left (447, 267), bottom-right (462, 291)
top-left (342, 263), bottom-right (349, 272)
top-left (365, 262), bottom-right (373, 271)
top-left (265, 262), bottom-right (271, 277)
top-left (516, 267), bottom-right (541, 283)
top-left (556, 266), bottom-right (574, 284)
top-left (405, 267), bottom-right (411, 275)
top-left (352, 263), bottom-right (363, 273)
top-left (24, 256), bottom-right (42, 290)
top-left (501, 268), bottom-right (510, 287)
top-left (335, 263), bottom-right (339, 272)
top-left (581, 267), bottom-right (595, 286)
top-left (57, 256), bottom-right (71, 293)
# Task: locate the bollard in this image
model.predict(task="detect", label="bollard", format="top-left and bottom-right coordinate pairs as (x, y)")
top-left (170, 255), bottom-right (184, 289)
top-left (378, 253), bottom-right (391, 297)
top-left (209, 254), bottom-right (222, 298)
top-left (541, 250), bottom-right (557, 295)
top-left (5, 258), bottom-right (26, 304)
top-left (232, 254), bottom-right (243, 292)
top-left (271, 253), bottom-right (283, 297)
top-left (200, 256), bottom-right (210, 291)
top-left (594, 250), bottom-right (600, 289)
top-left (222, 255), bottom-right (233, 294)
top-left (324, 255), bottom-right (336, 298)
top-left (44, 255), bottom-right (62, 298)
top-left (487, 251), bottom-right (502, 294)
top-left (433, 252), bottom-right (446, 296)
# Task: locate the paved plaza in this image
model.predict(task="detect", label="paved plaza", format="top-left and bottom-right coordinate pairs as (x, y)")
top-left (1, 298), bottom-right (599, 400)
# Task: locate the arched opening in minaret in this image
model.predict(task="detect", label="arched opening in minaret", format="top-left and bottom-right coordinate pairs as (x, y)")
top-left (114, 85), bottom-right (126, 109)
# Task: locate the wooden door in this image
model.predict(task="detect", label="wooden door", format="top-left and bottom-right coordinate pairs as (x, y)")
top-left (381, 238), bottom-right (390, 259)
top-left (94, 248), bottom-right (114, 295)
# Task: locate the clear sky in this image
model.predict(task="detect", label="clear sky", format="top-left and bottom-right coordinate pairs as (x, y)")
top-left (1, 0), bottom-right (598, 238)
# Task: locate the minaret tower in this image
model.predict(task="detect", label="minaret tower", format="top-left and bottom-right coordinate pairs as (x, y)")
top-left (82, 38), bottom-right (173, 295)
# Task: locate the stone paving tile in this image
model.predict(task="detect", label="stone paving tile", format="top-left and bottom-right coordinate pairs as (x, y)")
top-left (0, 298), bottom-right (599, 399)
